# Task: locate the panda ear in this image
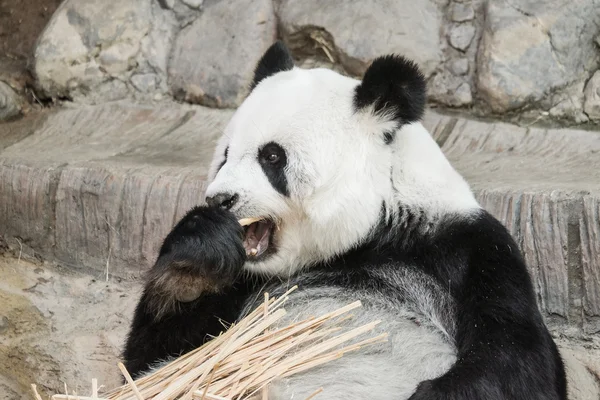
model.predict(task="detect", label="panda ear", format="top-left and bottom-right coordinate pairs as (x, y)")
top-left (250, 41), bottom-right (295, 91)
top-left (353, 55), bottom-right (426, 125)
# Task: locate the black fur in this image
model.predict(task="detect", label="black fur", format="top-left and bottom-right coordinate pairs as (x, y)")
top-left (354, 55), bottom-right (427, 125)
top-left (124, 207), bottom-right (566, 399)
top-left (123, 282), bottom-right (254, 378)
top-left (157, 206), bottom-right (245, 273)
top-left (258, 141), bottom-right (289, 196)
top-left (250, 41), bottom-right (294, 91)
top-left (206, 192), bottom-right (239, 209)
top-left (122, 206), bottom-right (251, 378)
top-left (395, 211), bottom-right (567, 400)
top-left (383, 130), bottom-right (395, 145)
top-left (216, 146), bottom-right (228, 174)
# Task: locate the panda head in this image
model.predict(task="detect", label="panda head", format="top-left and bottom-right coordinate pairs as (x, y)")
top-left (205, 41), bottom-right (477, 276)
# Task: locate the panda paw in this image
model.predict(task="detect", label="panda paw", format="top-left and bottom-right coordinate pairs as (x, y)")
top-left (144, 206), bottom-right (246, 317)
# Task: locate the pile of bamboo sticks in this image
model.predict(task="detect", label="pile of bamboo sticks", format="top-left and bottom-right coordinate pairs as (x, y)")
top-left (31, 286), bottom-right (387, 400)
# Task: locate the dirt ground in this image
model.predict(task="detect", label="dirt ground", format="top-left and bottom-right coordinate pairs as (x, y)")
top-left (0, 0), bottom-right (62, 101)
top-left (0, 252), bottom-right (138, 399)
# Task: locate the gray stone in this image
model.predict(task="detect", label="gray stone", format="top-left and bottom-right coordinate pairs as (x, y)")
top-left (131, 73), bottom-right (159, 93)
top-left (168, 0), bottom-right (276, 108)
top-left (454, 82), bottom-right (473, 105)
top-left (584, 71), bottom-right (600, 121)
top-left (477, 0), bottom-right (600, 112)
top-left (448, 23), bottom-right (476, 51)
top-left (0, 82), bottom-right (21, 121)
top-left (71, 79), bottom-right (129, 104)
top-left (429, 73), bottom-right (472, 106)
top-left (449, 57), bottom-right (469, 76)
top-left (451, 3), bottom-right (475, 22)
top-left (34, 0), bottom-right (176, 102)
top-left (548, 80), bottom-right (589, 124)
top-left (278, 0), bottom-right (444, 77)
top-left (558, 342), bottom-right (600, 399)
top-left (180, 0), bottom-right (203, 9)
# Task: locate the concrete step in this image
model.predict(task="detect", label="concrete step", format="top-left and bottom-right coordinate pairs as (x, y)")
top-left (0, 101), bottom-right (599, 337)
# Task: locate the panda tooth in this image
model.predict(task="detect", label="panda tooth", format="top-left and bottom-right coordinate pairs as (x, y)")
top-left (250, 248), bottom-right (258, 256)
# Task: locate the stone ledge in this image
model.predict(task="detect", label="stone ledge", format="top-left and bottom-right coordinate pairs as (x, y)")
top-left (1, 102), bottom-right (599, 334)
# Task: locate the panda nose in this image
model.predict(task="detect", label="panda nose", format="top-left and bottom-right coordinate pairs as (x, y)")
top-left (206, 192), bottom-right (239, 210)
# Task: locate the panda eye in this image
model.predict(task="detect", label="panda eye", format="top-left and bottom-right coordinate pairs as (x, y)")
top-left (266, 152), bottom-right (280, 163)
top-left (258, 142), bottom-right (289, 196)
top-left (259, 143), bottom-right (285, 165)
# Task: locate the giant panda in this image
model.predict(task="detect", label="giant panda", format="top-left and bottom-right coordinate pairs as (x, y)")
top-left (123, 41), bottom-right (567, 400)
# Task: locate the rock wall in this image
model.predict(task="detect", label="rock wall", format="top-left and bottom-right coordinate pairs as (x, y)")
top-left (21, 0), bottom-right (600, 125)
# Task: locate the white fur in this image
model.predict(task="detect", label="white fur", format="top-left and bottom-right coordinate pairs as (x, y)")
top-left (243, 268), bottom-right (457, 399)
top-left (389, 122), bottom-right (479, 216)
top-left (205, 66), bottom-right (479, 277)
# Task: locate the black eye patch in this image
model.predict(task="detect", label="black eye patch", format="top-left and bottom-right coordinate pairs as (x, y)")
top-left (258, 142), bottom-right (289, 196)
top-left (217, 146), bottom-right (228, 173)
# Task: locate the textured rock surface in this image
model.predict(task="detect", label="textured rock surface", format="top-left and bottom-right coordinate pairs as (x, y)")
top-left (429, 73), bottom-right (473, 107)
top-left (558, 339), bottom-right (600, 399)
top-left (477, 0), bottom-right (600, 112)
top-left (0, 102), bottom-right (229, 274)
top-left (168, 0), bottom-right (276, 108)
top-left (584, 71), bottom-right (600, 121)
top-left (34, 0), bottom-right (178, 103)
top-left (448, 23), bottom-right (476, 51)
top-left (277, 0), bottom-right (444, 77)
top-left (449, 57), bottom-right (469, 76)
top-left (548, 80), bottom-right (589, 124)
top-left (451, 3), bottom-right (475, 22)
top-left (26, 0), bottom-right (600, 123)
top-left (0, 82), bottom-right (21, 121)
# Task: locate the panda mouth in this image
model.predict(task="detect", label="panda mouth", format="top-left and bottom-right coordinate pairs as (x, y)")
top-left (240, 219), bottom-right (276, 260)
